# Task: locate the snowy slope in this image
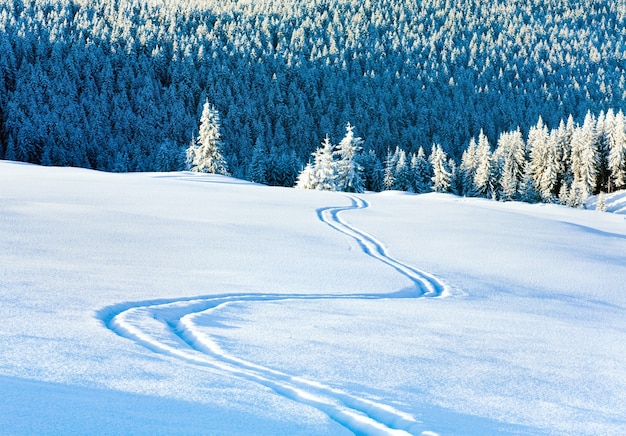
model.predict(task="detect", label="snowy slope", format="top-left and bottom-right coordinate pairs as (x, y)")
top-left (1, 160), bottom-right (625, 435)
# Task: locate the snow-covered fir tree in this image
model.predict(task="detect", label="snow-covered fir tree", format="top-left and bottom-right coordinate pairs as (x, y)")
top-left (536, 130), bottom-right (560, 202)
top-left (296, 125), bottom-right (364, 192)
top-left (187, 100), bottom-right (229, 175)
top-left (473, 130), bottom-right (494, 198)
top-left (527, 117), bottom-right (553, 202)
top-left (569, 113), bottom-right (598, 207)
top-left (448, 158), bottom-right (459, 195)
top-left (383, 148), bottom-right (399, 191)
top-left (410, 147), bottom-right (432, 193)
top-left (458, 138), bottom-right (479, 196)
top-left (296, 135), bottom-right (337, 190)
top-left (334, 123), bottom-right (364, 193)
top-left (295, 162), bottom-right (316, 190)
top-left (608, 110), bottom-right (626, 191)
top-left (392, 148), bottom-right (411, 191)
top-left (594, 110), bottom-right (612, 194)
top-left (494, 129), bottom-right (527, 201)
top-left (429, 144), bottom-right (452, 193)
top-left (552, 120), bottom-right (571, 200)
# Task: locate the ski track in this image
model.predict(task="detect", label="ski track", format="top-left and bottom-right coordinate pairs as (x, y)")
top-left (100, 194), bottom-right (450, 436)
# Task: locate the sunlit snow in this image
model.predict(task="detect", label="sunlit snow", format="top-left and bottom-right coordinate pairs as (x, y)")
top-left (1, 160), bottom-right (625, 435)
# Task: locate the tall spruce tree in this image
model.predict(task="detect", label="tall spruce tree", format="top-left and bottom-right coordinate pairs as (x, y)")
top-left (187, 100), bottom-right (229, 175)
top-left (594, 110), bottom-right (612, 193)
top-left (383, 148), bottom-right (399, 191)
top-left (410, 147), bottom-right (432, 193)
top-left (458, 138), bottom-right (479, 197)
top-left (473, 130), bottom-right (494, 198)
top-left (527, 116), bottom-right (552, 201)
top-left (495, 128), bottom-right (526, 201)
top-left (608, 110), bottom-right (626, 191)
top-left (537, 130), bottom-right (560, 202)
top-left (569, 113), bottom-right (598, 207)
top-left (334, 123), bottom-right (364, 193)
top-left (429, 144), bottom-right (452, 193)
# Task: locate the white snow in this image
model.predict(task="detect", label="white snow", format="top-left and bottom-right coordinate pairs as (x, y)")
top-left (1, 160), bottom-right (625, 435)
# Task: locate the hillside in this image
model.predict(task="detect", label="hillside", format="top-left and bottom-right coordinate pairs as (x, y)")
top-left (1, 160), bottom-right (625, 435)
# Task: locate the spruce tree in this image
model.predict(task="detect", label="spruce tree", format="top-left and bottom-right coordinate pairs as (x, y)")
top-left (187, 99), bottom-right (229, 175)
top-left (527, 116), bottom-right (551, 200)
top-left (594, 110), bottom-right (612, 193)
top-left (357, 149), bottom-right (384, 192)
top-left (473, 130), bottom-right (493, 198)
top-left (334, 123), bottom-right (364, 193)
top-left (393, 148), bottom-right (411, 191)
top-left (295, 162), bottom-right (316, 189)
top-left (248, 137), bottom-right (268, 184)
top-left (296, 135), bottom-right (337, 191)
top-left (569, 114), bottom-right (598, 207)
top-left (537, 131), bottom-right (560, 202)
top-left (410, 147), bottom-right (433, 193)
top-left (383, 148), bottom-right (399, 191)
top-left (459, 138), bottom-right (479, 197)
top-left (608, 110), bottom-right (626, 191)
top-left (495, 129), bottom-right (526, 201)
top-left (429, 144), bottom-right (452, 193)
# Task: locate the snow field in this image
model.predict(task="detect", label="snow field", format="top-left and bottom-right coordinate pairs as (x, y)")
top-left (1, 160), bottom-right (625, 435)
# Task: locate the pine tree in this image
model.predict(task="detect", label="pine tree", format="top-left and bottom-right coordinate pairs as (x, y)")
top-left (458, 138), bottom-right (479, 196)
top-left (248, 137), bottom-right (268, 184)
top-left (495, 128), bottom-right (527, 201)
top-left (296, 135), bottom-right (337, 191)
top-left (393, 148), bottom-right (411, 191)
top-left (383, 148), bottom-right (399, 191)
top-left (527, 116), bottom-right (551, 201)
top-left (334, 123), bottom-right (364, 193)
top-left (187, 99), bottom-right (229, 175)
top-left (448, 158), bottom-right (459, 195)
top-left (608, 110), bottom-right (626, 191)
top-left (553, 120), bottom-right (571, 197)
top-left (153, 140), bottom-right (184, 172)
top-left (410, 147), bottom-right (432, 193)
top-left (429, 144), bottom-right (452, 193)
top-left (569, 114), bottom-right (598, 207)
top-left (314, 136), bottom-right (339, 190)
top-left (473, 130), bottom-right (493, 198)
top-left (295, 162), bottom-right (316, 189)
top-left (595, 110), bottom-right (612, 193)
top-left (520, 169), bottom-right (542, 203)
top-left (537, 130), bottom-right (560, 202)
top-left (558, 183), bottom-right (572, 207)
top-left (357, 149), bottom-right (384, 192)
top-left (271, 149), bottom-right (299, 187)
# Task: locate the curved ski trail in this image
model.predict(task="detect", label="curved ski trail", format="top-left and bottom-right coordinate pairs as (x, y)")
top-left (102, 195), bottom-right (450, 435)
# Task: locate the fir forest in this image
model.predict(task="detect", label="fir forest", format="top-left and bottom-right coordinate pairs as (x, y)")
top-left (1, 0), bottom-right (626, 206)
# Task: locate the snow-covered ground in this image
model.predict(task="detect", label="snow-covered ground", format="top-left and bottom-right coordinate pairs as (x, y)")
top-left (1, 160), bottom-right (625, 435)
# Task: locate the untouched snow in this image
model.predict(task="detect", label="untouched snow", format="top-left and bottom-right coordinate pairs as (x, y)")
top-left (1, 160), bottom-right (625, 435)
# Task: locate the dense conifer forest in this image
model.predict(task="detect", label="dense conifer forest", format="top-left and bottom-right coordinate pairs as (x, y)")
top-left (1, 0), bottom-right (626, 201)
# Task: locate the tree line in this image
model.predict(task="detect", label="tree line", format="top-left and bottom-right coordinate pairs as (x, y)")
top-left (293, 108), bottom-right (626, 209)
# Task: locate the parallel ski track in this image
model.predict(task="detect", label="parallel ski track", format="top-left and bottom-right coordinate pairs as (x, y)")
top-left (101, 195), bottom-right (450, 435)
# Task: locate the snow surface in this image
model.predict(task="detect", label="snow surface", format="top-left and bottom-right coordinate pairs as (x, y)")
top-left (1, 160), bottom-right (625, 435)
